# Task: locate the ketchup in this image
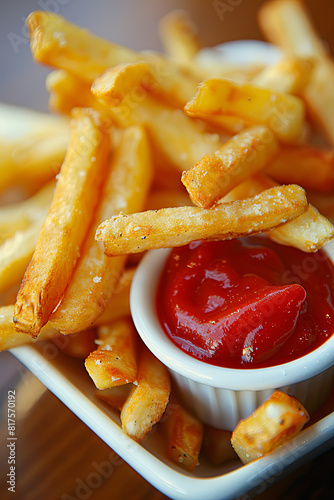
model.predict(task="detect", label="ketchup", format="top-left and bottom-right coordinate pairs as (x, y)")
top-left (156, 236), bottom-right (334, 368)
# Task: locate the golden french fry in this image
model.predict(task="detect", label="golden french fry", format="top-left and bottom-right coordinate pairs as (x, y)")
top-left (259, 0), bottom-right (334, 145)
top-left (96, 385), bottom-right (133, 412)
top-left (50, 125), bottom-right (152, 334)
top-left (96, 185), bottom-right (308, 256)
top-left (162, 396), bottom-right (203, 471)
top-left (252, 57), bottom-right (313, 94)
top-left (265, 144), bottom-right (334, 192)
top-left (92, 268), bottom-right (135, 326)
top-left (0, 222), bottom-right (42, 294)
top-left (0, 305), bottom-right (59, 350)
top-left (231, 391), bottom-right (309, 464)
top-left (185, 78), bottom-right (305, 143)
top-left (14, 108), bottom-right (110, 337)
top-left (181, 125), bottom-right (279, 208)
top-left (27, 11), bottom-right (199, 107)
top-left (222, 175), bottom-right (334, 252)
top-left (85, 319), bottom-right (139, 390)
top-left (92, 72), bottom-right (223, 172)
top-left (203, 427), bottom-right (237, 465)
top-left (159, 10), bottom-right (201, 64)
top-left (0, 180), bottom-right (54, 244)
top-left (120, 347), bottom-right (171, 441)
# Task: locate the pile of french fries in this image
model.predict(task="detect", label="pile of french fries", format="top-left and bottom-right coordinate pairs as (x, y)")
top-left (1, 0), bottom-right (334, 469)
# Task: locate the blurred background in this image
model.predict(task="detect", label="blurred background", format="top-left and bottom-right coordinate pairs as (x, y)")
top-left (1, 0), bottom-right (334, 111)
top-left (1, 1), bottom-right (334, 499)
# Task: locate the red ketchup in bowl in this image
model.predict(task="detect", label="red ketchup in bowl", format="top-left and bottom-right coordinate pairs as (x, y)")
top-left (156, 236), bottom-right (334, 368)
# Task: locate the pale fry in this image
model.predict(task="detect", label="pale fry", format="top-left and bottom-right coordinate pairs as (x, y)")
top-left (96, 185), bottom-right (308, 256)
top-left (120, 347), bottom-right (171, 441)
top-left (14, 108), bottom-right (110, 337)
top-left (222, 175), bottom-right (334, 252)
top-left (184, 78), bottom-right (305, 142)
top-left (231, 391), bottom-right (309, 464)
top-left (26, 11), bottom-right (199, 107)
top-left (96, 385), bottom-right (133, 412)
top-left (92, 74), bottom-right (223, 172)
top-left (0, 305), bottom-right (59, 350)
top-left (159, 10), bottom-right (201, 64)
top-left (0, 222), bottom-right (42, 294)
top-left (50, 125), bottom-right (152, 334)
top-left (85, 319), bottom-right (139, 390)
top-left (162, 396), bottom-right (203, 471)
top-left (0, 180), bottom-right (54, 244)
top-left (259, 0), bottom-right (334, 145)
top-left (252, 57), bottom-right (313, 94)
top-left (181, 125), bottom-right (279, 208)
top-left (265, 144), bottom-right (334, 192)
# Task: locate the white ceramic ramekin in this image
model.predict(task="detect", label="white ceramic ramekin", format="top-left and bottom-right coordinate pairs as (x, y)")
top-left (130, 243), bottom-right (334, 431)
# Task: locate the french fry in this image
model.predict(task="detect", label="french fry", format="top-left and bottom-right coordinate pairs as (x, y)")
top-left (96, 385), bottom-right (133, 412)
top-left (259, 0), bottom-right (334, 145)
top-left (231, 391), bottom-right (310, 464)
top-left (96, 185), bottom-right (308, 256)
top-left (92, 268), bottom-right (135, 326)
top-left (0, 222), bottom-right (42, 294)
top-left (184, 78), bottom-right (305, 143)
top-left (85, 319), bottom-right (139, 390)
top-left (26, 11), bottom-right (199, 107)
top-left (162, 396), bottom-right (203, 471)
top-left (159, 10), bottom-right (201, 64)
top-left (14, 108), bottom-right (110, 337)
top-left (0, 126), bottom-right (68, 195)
top-left (0, 305), bottom-right (59, 350)
top-left (50, 125), bottom-right (152, 334)
top-left (203, 427), bottom-right (237, 465)
top-left (120, 347), bottom-right (171, 441)
top-left (252, 57), bottom-right (313, 94)
top-left (222, 175), bottom-right (334, 252)
top-left (0, 180), bottom-right (54, 244)
top-left (265, 144), bottom-right (334, 192)
top-left (181, 125), bottom-right (279, 208)
top-left (92, 69), bottom-right (223, 172)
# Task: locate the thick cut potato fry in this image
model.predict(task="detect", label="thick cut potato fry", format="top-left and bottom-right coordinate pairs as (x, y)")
top-left (259, 0), bottom-right (334, 145)
top-left (162, 396), bottom-right (203, 471)
top-left (222, 175), bottom-right (334, 252)
top-left (93, 73), bottom-right (223, 172)
top-left (96, 185), bottom-right (308, 256)
top-left (26, 11), bottom-right (199, 107)
top-left (181, 125), bottom-right (279, 208)
top-left (85, 319), bottom-right (139, 390)
top-left (185, 78), bottom-right (305, 143)
top-left (120, 348), bottom-right (171, 442)
top-left (0, 305), bottom-right (59, 350)
top-left (252, 57), bottom-right (313, 94)
top-left (265, 144), bottom-right (334, 192)
top-left (50, 125), bottom-right (152, 334)
top-left (0, 222), bottom-right (42, 294)
top-left (0, 181), bottom-right (54, 244)
top-left (159, 10), bottom-right (201, 64)
top-left (14, 108), bottom-right (110, 337)
top-left (231, 391), bottom-right (309, 464)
